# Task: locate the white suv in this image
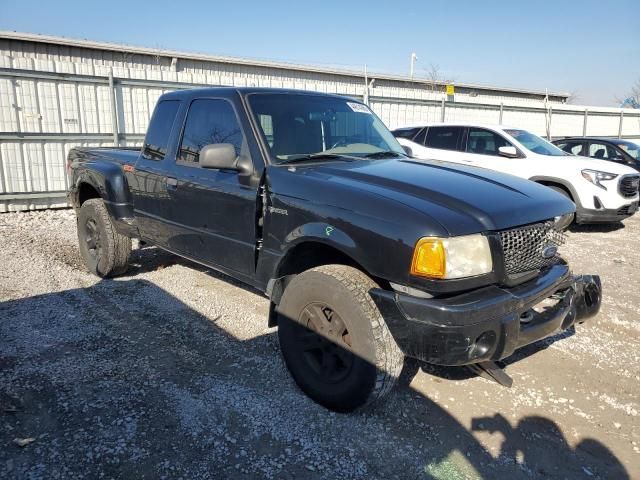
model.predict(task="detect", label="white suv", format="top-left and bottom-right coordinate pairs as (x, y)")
top-left (393, 123), bottom-right (640, 224)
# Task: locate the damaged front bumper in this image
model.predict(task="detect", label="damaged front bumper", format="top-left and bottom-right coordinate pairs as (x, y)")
top-left (371, 265), bottom-right (601, 366)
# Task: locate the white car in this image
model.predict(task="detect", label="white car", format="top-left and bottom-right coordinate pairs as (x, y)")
top-left (393, 123), bottom-right (640, 224)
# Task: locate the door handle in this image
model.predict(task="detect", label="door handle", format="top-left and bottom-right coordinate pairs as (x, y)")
top-left (166, 177), bottom-right (178, 189)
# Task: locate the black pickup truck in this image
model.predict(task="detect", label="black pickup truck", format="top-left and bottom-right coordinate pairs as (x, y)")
top-left (68, 88), bottom-right (602, 412)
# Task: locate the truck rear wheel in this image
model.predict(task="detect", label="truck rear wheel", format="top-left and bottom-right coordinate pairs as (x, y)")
top-left (277, 265), bottom-right (404, 412)
top-left (77, 198), bottom-right (131, 277)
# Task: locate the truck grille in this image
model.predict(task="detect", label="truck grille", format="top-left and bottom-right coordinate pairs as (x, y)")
top-left (499, 221), bottom-right (566, 276)
top-left (619, 175), bottom-right (640, 198)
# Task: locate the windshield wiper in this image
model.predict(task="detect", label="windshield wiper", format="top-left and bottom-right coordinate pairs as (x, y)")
top-left (363, 150), bottom-right (406, 159)
top-left (277, 153), bottom-right (357, 165)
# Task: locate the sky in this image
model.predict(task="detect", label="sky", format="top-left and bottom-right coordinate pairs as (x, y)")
top-left (1, 0), bottom-right (638, 106)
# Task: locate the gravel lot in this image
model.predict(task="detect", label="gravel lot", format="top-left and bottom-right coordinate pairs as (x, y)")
top-left (0, 209), bottom-right (638, 479)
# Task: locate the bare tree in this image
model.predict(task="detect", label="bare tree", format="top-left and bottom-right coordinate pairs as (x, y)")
top-left (630, 78), bottom-right (640, 104)
top-left (423, 63), bottom-right (454, 93)
top-left (565, 90), bottom-right (581, 105)
top-left (615, 78), bottom-right (640, 108)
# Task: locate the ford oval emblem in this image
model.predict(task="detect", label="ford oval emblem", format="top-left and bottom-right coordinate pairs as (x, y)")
top-left (542, 245), bottom-right (558, 259)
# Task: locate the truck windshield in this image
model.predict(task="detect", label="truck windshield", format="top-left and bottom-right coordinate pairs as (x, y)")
top-left (247, 93), bottom-right (405, 163)
top-left (504, 129), bottom-right (568, 156)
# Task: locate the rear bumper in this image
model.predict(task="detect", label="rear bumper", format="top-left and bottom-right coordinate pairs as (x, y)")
top-left (371, 265), bottom-right (601, 366)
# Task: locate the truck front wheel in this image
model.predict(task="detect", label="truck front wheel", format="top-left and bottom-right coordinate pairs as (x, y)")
top-left (277, 265), bottom-right (404, 412)
top-left (77, 198), bottom-right (131, 277)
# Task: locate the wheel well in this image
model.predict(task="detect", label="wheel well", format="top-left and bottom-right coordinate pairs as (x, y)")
top-left (535, 181), bottom-right (574, 202)
top-left (268, 241), bottom-right (384, 327)
top-left (78, 183), bottom-right (101, 206)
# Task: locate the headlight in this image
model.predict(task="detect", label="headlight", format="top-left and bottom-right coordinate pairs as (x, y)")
top-left (581, 169), bottom-right (617, 190)
top-left (553, 212), bottom-right (574, 231)
top-left (410, 234), bottom-right (493, 279)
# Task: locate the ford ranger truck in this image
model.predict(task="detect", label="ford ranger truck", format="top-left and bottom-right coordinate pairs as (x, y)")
top-left (67, 88), bottom-right (602, 412)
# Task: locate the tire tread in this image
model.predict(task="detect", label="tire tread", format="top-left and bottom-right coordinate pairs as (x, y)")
top-left (79, 199), bottom-right (131, 277)
top-left (307, 264), bottom-right (404, 407)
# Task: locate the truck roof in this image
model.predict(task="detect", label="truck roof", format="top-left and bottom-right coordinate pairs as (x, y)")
top-left (161, 87), bottom-right (355, 101)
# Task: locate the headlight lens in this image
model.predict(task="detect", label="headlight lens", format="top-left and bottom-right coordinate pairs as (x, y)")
top-left (553, 212), bottom-right (575, 231)
top-left (411, 234), bottom-right (493, 279)
top-left (581, 169), bottom-right (617, 190)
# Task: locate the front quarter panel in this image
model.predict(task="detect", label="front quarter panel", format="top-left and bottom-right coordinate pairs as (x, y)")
top-left (256, 166), bottom-right (451, 290)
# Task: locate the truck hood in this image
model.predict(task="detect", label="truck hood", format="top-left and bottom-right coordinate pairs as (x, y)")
top-left (273, 158), bottom-right (575, 236)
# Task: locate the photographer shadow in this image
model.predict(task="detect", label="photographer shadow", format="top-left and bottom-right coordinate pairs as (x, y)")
top-left (470, 413), bottom-right (628, 479)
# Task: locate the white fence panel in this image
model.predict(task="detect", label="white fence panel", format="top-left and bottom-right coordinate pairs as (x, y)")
top-left (550, 111), bottom-right (585, 138)
top-left (0, 63), bottom-right (639, 211)
top-left (445, 105), bottom-right (501, 124)
top-left (0, 78), bottom-right (18, 131)
top-left (502, 109), bottom-right (548, 136)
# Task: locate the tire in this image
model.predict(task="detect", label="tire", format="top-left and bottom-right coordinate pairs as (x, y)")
top-left (77, 198), bottom-right (131, 277)
top-left (277, 265), bottom-right (404, 412)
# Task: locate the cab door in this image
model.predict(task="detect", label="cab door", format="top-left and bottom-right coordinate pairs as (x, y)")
top-left (164, 97), bottom-right (258, 277)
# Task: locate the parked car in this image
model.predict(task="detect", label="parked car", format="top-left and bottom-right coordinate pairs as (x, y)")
top-left (393, 123), bottom-right (640, 224)
top-left (67, 88), bottom-right (601, 412)
top-left (552, 137), bottom-right (640, 171)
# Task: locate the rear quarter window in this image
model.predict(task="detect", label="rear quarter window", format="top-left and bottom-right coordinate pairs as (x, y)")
top-left (142, 100), bottom-right (180, 160)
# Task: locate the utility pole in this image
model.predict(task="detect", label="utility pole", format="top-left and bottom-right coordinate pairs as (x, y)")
top-left (410, 53), bottom-right (418, 80)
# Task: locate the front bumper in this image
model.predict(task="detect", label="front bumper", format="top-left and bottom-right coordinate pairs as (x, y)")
top-left (371, 265), bottom-right (601, 366)
top-left (576, 201), bottom-right (638, 224)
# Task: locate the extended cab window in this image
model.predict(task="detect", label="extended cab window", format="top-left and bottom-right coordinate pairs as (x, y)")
top-left (142, 100), bottom-right (180, 160)
top-left (179, 99), bottom-right (244, 164)
top-left (424, 126), bottom-right (463, 151)
top-left (467, 128), bottom-right (511, 156)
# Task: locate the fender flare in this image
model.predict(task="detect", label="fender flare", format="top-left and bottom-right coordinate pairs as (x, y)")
top-left (265, 222), bottom-right (367, 327)
top-left (73, 161), bottom-right (135, 221)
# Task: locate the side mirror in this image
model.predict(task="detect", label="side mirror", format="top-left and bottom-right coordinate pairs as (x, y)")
top-left (402, 145), bottom-right (413, 157)
top-left (498, 146), bottom-right (519, 158)
top-left (200, 143), bottom-right (238, 170)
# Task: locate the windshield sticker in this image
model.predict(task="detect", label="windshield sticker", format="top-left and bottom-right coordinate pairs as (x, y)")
top-left (347, 102), bottom-right (372, 114)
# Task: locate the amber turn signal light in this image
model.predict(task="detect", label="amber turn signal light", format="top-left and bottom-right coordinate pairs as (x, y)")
top-left (410, 238), bottom-right (446, 279)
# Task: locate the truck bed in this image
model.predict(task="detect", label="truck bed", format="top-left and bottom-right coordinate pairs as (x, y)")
top-left (71, 147), bottom-right (140, 166)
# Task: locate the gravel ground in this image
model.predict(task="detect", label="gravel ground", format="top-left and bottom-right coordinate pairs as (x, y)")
top-left (0, 209), bottom-right (638, 479)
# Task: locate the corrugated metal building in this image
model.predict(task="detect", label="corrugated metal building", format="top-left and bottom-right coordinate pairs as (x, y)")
top-left (1, 31), bottom-right (639, 212)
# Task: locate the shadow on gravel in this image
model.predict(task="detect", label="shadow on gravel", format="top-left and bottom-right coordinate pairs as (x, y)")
top-left (126, 246), bottom-right (263, 296)
top-left (0, 280), bottom-right (629, 479)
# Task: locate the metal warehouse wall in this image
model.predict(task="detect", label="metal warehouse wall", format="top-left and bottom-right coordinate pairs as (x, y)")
top-left (1, 32), bottom-right (639, 212)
